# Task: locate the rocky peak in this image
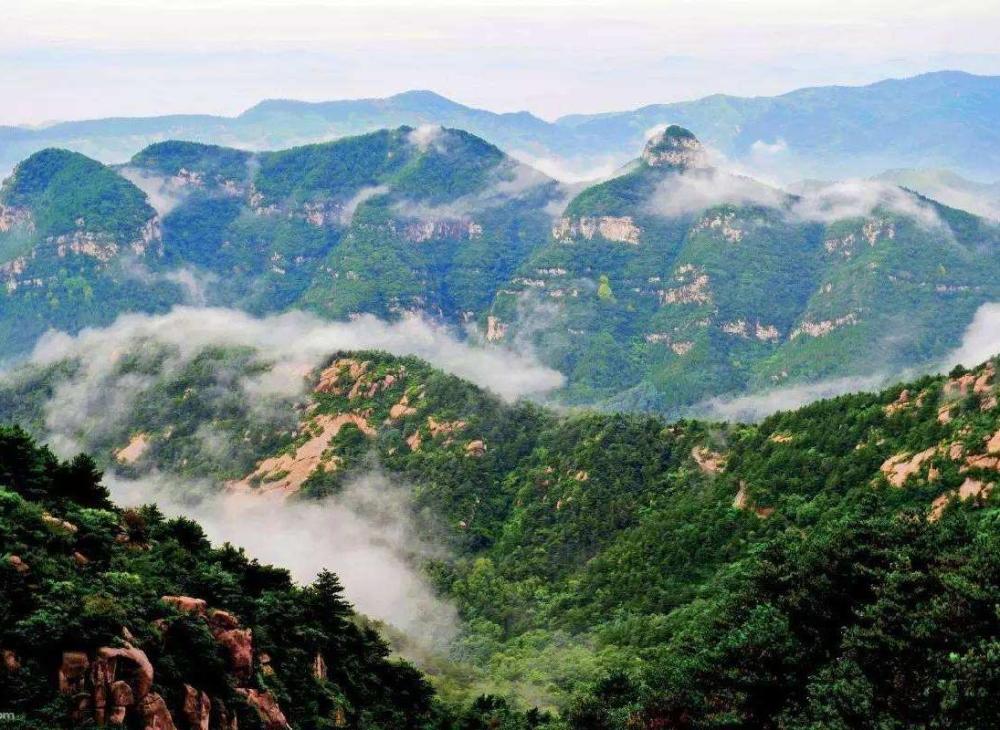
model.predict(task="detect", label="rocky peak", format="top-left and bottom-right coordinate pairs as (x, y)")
top-left (641, 125), bottom-right (708, 171)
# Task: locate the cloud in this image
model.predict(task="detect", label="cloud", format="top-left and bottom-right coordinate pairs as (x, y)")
top-left (6, 306), bottom-right (565, 652)
top-left (118, 167), bottom-right (191, 216)
top-left (407, 124), bottom-right (446, 152)
top-left (787, 180), bottom-right (944, 227)
top-left (692, 374), bottom-right (888, 422)
top-left (750, 138), bottom-right (789, 157)
top-left (162, 268), bottom-right (219, 306)
top-left (644, 168), bottom-right (787, 218)
top-left (509, 152), bottom-right (621, 185)
top-left (26, 306), bottom-right (564, 457)
top-left (105, 468), bottom-right (459, 647)
top-left (391, 157), bottom-right (558, 220)
top-left (339, 184), bottom-right (389, 224)
top-left (944, 302), bottom-right (1000, 368)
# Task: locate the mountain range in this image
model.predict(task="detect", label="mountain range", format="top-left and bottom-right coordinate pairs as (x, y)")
top-left (3, 123), bottom-right (1000, 412)
top-left (3, 71), bottom-right (1000, 181)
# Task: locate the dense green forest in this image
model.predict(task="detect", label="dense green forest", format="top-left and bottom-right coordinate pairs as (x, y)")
top-left (4, 126), bottom-right (999, 413)
top-left (2, 343), bottom-right (997, 727)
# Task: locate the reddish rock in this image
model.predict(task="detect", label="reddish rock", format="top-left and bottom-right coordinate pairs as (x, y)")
top-left (59, 651), bottom-right (90, 694)
top-left (237, 688), bottom-right (290, 729)
top-left (161, 595), bottom-right (207, 616)
top-left (98, 646), bottom-right (154, 700)
top-left (72, 551), bottom-right (90, 566)
top-left (108, 680), bottom-right (134, 725)
top-left (313, 651), bottom-right (327, 680)
top-left (207, 608), bottom-right (240, 633)
top-left (260, 652), bottom-right (275, 676)
top-left (182, 684), bottom-right (211, 730)
top-left (2, 649), bottom-right (20, 672)
top-left (7, 554), bottom-right (29, 574)
top-left (140, 692), bottom-right (177, 730)
top-left (212, 698), bottom-right (238, 730)
top-left (217, 628), bottom-right (254, 679)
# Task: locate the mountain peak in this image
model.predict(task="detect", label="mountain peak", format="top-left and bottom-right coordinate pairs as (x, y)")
top-left (641, 125), bottom-right (707, 170)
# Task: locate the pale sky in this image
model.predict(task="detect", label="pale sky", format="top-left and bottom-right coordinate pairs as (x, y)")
top-left (2, 0), bottom-right (999, 125)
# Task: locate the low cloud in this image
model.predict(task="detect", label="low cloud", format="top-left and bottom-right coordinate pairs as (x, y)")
top-left (644, 168), bottom-right (787, 218)
top-left (787, 180), bottom-right (944, 228)
top-left (512, 152), bottom-right (622, 184)
top-left (692, 374), bottom-right (888, 422)
top-left (27, 306), bottom-right (564, 457)
top-left (391, 157), bottom-right (558, 220)
top-left (944, 302), bottom-right (1000, 368)
top-left (118, 167), bottom-right (191, 216)
top-left (105, 469), bottom-right (459, 647)
top-left (407, 124), bottom-right (446, 152)
top-left (339, 184), bottom-right (389, 224)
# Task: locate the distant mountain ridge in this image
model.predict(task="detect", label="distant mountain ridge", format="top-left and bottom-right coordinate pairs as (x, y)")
top-left (3, 71), bottom-right (1000, 180)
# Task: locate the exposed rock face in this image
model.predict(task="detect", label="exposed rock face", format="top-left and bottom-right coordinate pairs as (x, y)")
top-left (692, 446), bottom-right (725, 475)
top-left (930, 477), bottom-right (995, 521)
top-left (880, 447), bottom-right (937, 487)
top-left (790, 312), bottom-right (859, 339)
top-left (161, 595), bottom-right (207, 616)
top-left (641, 126), bottom-right (708, 170)
top-left (485, 315), bottom-right (507, 342)
top-left (116, 433), bottom-right (150, 465)
top-left (140, 692), bottom-right (177, 730)
top-left (732, 482), bottom-right (774, 519)
top-left (7, 554), bottom-right (30, 574)
top-left (465, 439), bottom-right (487, 457)
top-left (182, 684), bottom-right (211, 730)
top-left (313, 652), bottom-right (327, 681)
top-left (237, 688), bottom-right (290, 729)
top-left (217, 628), bottom-right (254, 680)
top-left (661, 267), bottom-right (712, 305)
top-left (694, 211), bottom-right (744, 242)
top-left (59, 651), bottom-right (89, 694)
top-left (403, 219), bottom-right (483, 243)
top-left (552, 215), bottom-right (641, 245)
top-left (2, 649), bottom-right (20, 672)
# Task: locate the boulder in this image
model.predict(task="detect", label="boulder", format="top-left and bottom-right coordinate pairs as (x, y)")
top-left (161, 596), bottom-right (207, 616)
top-left (140, 692), bottom-right (177, 730)
top-left (7, 554), bottom-right (29, 574)
top-left (58, 651), bottom-right (89, 694)
top-left (313, 651), bottom-right (327, 681)
top-left (1, 649), bottom-right (20, 672)
top-left (97, 646), bottom-right (154, 700)
top-left (236, 688), bottom-right (290, 729)
top-left (182, 684), bottom-right (211, 730)
top-left (217, 628), bottom-right (254, 679)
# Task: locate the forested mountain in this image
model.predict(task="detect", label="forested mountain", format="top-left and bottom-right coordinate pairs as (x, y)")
top-left (0, 128), bottom-right (561, 358)
top-left (3, 71), bottom-right (1000, 181)
top-left (3, 125), bottom-right (1000, 413)
top-left (2, 342), bottom-right (998, 727)
top-left (488, 126), bottom-right (1000, 410)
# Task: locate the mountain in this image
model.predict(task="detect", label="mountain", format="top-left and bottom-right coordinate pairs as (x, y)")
top-left (4, 72), bottom-right (1000, 181)
top-left (2, 338), bottom-right (998, 727)
top-left (556, 70), bottom-right (1000, 180)
top-left (0, 128), bottom-right (562, 359)
top-left (0, 149), bottom-right (180, 357)
top-left (485, 126), bottom-right (1000, 411)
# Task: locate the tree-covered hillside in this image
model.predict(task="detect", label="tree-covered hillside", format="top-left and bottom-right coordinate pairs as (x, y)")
top-left (0, 150), bottom-right (182, 356)
top-left (3, 339), bottom-right (997, 726)
top-left (487, 126), bottom-right (1000, 411)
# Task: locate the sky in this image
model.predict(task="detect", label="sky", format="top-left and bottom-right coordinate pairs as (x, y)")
top-left (2, 0), bottom-right (1000, 126)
